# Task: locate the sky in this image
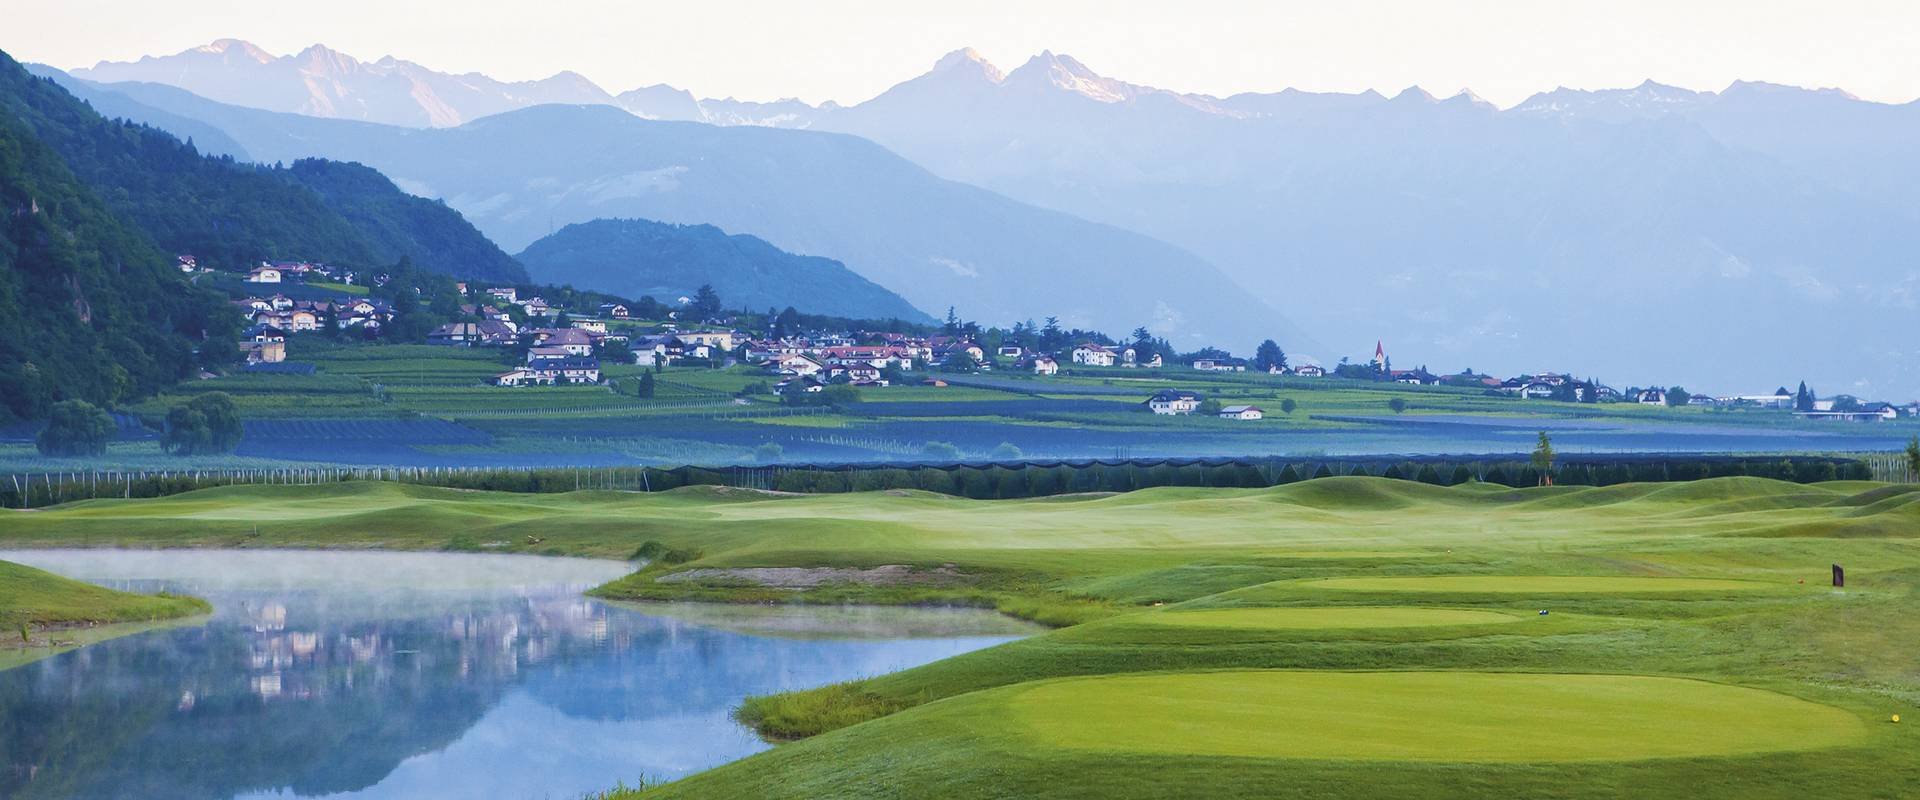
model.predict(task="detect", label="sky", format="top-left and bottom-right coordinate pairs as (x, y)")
top-left (11, 0), bottom-right (1920, 107)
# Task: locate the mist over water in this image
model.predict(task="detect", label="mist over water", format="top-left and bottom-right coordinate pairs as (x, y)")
top-left (0, 550), bottom-right (1031, 799)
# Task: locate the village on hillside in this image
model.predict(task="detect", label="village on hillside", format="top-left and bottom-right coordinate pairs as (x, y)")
top-left (214, 257), bottom-right (1917, 422)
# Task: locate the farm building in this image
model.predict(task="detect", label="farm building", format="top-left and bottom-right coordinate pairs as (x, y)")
top-left (1146, 389), bottom-right (1204, 415)
top-left (1219, 405), bottom-right (1264, 420)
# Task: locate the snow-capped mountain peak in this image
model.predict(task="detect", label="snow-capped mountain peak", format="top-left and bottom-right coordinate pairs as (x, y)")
top-left (1004, 50), bottom-right (1141, 103)
top-left (931, 47), bottom-right (1004, 82)
top-left (194, 38), bottom-right (273, 63)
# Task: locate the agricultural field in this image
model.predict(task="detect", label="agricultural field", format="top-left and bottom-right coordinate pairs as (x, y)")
top-left (10, 339), bottom-right (1917, 472)
top-left (1, 476), bottom-right (1917, 797)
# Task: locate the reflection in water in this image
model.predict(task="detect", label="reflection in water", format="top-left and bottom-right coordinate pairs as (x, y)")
top-left (0, 550), bottom-right (1029, 800)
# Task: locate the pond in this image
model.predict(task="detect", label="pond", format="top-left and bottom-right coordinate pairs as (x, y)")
top-left (0, 549), bottom-right (1036, 799)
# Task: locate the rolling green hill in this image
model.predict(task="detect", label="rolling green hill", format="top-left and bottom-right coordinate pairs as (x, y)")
top-left (518, 218), bottom-right (929, 321)
top-left (0, 477), bottom-right (1917, 797)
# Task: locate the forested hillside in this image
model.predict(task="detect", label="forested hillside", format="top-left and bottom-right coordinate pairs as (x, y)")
top-left (1, 50), bottom-right (523, 282)
top-left (0, 95), bottom-right (230, 420)
top-left (517, 218), bottom-right (929, 321)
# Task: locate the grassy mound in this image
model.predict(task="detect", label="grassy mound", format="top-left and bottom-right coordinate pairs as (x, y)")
top-left (0, 559), bottom-right (208, 630)
top-left (1125, 606), bottom-right (1523, 630)
top-left (1007, 671), bottom-right (1866, 762)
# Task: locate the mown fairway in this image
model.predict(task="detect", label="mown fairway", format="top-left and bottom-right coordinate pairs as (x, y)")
top-left (2, 476), bottom-right (1918, 797)
top-left (1007, 671), bottom-right (1865, 762)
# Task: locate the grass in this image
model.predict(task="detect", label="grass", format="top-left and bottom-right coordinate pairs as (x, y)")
top-left (0, 559), bottom-right (209, 666)
top-left (1121, 606), bottom-right (1526, 630)
top-left (1303, 576), bottom-right (1777, 595)
top-left (1004, 671), bottom-right (1865, 762)
top-left (4, 475), bottom-right (1920, 797)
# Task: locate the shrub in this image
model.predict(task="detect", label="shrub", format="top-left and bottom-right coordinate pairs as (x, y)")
top-left (631, 540), bottom-right (703, 564)
top-left (753, 442), bottom-right (784, 463)
top-left (161, 392), bottom-right (243, 455)
top-left (36, 399), bottom-right (116, 457)
top-left (921, 441), bottom-right (961, 461)
top-left (1388, 397), bottom-right (1408, 413)
top-left (735, 681), bottom-right (912, 740)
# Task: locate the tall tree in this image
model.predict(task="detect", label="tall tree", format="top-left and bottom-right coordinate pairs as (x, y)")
top-left (1530, 431), bottom-right (1556, 486)
top-left (688, 284), bottom-right (722, 320)
top-left (35, 399), bottom-right (115, 456)
top-left (1254, 339), bottom-right (1287, 373)
top-left (1131, 327), bottom-right (1157, 365)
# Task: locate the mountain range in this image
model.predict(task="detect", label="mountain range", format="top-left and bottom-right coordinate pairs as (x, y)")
top-left (54, 40), bottom-right (1920, 395)
top-left (39, 65), bottom-right (1303, 351)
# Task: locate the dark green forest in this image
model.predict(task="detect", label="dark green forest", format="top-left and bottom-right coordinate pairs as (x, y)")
top-left (0, 88), bottom-right (225, 418)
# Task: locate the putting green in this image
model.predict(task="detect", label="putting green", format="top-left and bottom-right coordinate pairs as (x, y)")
top-left (1129, 607), bottom-right (1523, 630)
top-left (1009, 671), bottom-right (1864, 762)
top-left (1307, 576), bottom-right (1770, 594)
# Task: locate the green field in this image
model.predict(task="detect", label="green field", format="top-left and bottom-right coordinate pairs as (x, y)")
top-left (31, 336), bottom-right (1912, 473)
top-left (3, 476), bottom-right (1918, 797)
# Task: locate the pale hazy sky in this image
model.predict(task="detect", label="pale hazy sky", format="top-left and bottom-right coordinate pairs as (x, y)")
top-left (12, 0), bottom-right (1920, 107)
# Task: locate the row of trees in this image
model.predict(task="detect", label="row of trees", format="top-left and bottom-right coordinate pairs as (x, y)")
top-left (34, 393), bottom-right (242, 457)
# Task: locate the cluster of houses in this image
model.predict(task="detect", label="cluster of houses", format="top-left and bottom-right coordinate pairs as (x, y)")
top-left (233, 294), bottom-right (398, 363)
top-left (490, 328), bottom-right (605, 386)
top-left (208, 258), bottom-right (383, 289)
top-left (212, 257), bottom-right (1920, 422)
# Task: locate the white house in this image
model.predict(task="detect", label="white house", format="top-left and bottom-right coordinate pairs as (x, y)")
top-left (246, 266), bottom-right (282, 284)
top-left (493, 368), bottom-right (552, 387)
top-left (1219, 405), bottom-right (1264, 420)
top-left (1030, 356), bottom-right (1059, 376)
top-left (679, 329), bottom-right (738, 353)
top-left (1518, 382), bottom-right (1556, 400)
top-left (1291, 363), bottom-right (1326, 377)
top-left (1146, 389), bottom-right (1204, 415)
top-left (769, 354), bottom-right (824, 377)
top-left (1071, 344), bottom-right (1117, 367)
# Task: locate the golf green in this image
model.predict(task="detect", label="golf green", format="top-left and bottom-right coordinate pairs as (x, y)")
top-left (1128, 607), bottom-right (1523, 630)
top-left (1008, 671), bottom-right (1865, 762)
top-left (1307, 576), bottom-right (1771, 594)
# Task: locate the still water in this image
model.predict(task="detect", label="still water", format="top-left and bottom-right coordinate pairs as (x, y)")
top-left (0, 549), bottom-right (1034, 800)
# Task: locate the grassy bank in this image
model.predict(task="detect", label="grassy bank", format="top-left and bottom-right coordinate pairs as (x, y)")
top-left (0, 559), bottom-right (209, 665)
top-left (3, 477), bottom-right (1918, 797)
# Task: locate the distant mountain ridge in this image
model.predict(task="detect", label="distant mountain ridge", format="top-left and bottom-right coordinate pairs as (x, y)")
top-left (58, 41), bottom-right (1920, 394)
top-left (517, 219), bottom-right (931, 321)
top-left (17, 56), bottom-right (524, 281)
top-left (43, 71), bottom-right (1303, 348)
